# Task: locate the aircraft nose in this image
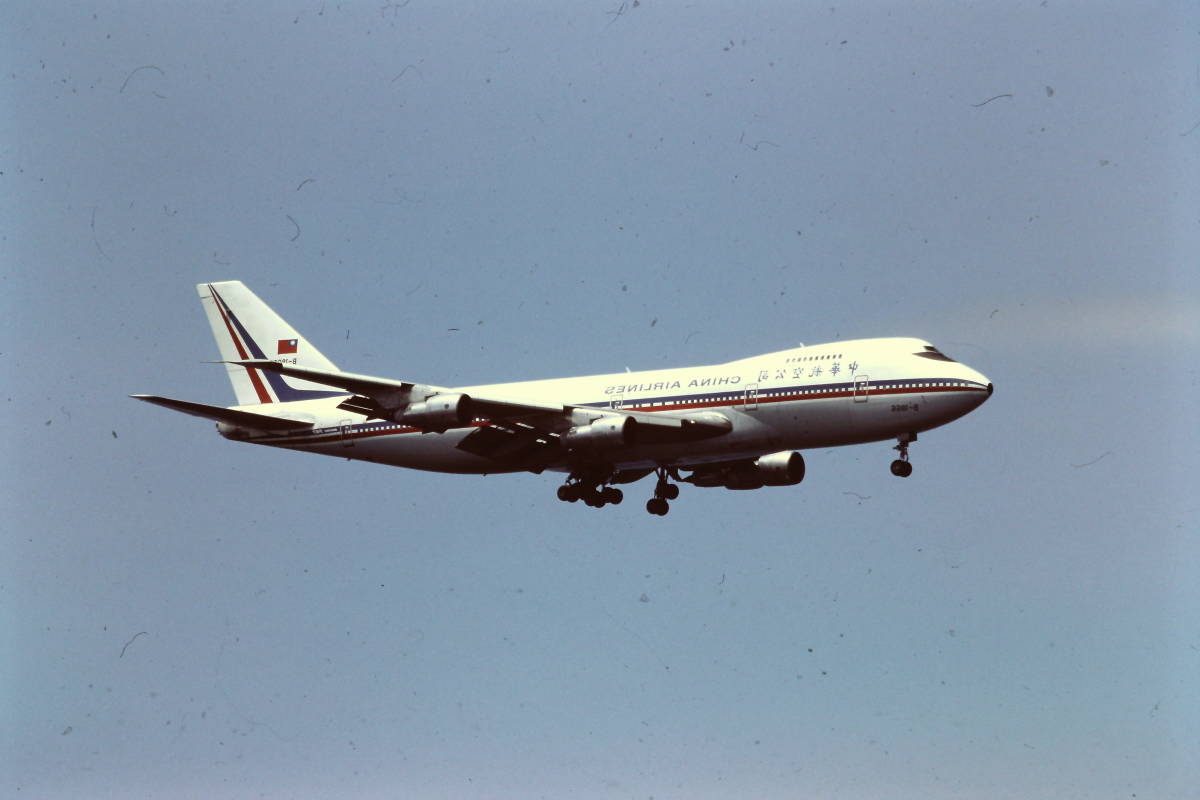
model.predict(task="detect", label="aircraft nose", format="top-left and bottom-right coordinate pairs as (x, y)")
top-left (971, 370), bottom-right (993, 402)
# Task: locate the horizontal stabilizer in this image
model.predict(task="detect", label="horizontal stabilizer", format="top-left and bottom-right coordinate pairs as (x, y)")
top-left (130, 395), bottom-right (315, 432)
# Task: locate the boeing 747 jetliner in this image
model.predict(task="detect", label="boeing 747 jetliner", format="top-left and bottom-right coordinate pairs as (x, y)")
top-left (134, 282), bottom-right (993, 515)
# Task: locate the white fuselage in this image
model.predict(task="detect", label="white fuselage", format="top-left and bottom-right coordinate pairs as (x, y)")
top-left (222, 337), bottom-right (992, 475)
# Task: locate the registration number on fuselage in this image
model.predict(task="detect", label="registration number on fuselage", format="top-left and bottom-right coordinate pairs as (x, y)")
top-left (891, 403), bottom-right (919, 413)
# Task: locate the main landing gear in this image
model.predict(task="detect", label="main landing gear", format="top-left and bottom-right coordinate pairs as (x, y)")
top-left (557, 479), bottom-right (624, 507)
top-left (890, 432), bottom-right (916, 477)
top-left (556, 467), bottom-right (681, 515)
top-left (645, 467), bottom-right (680, 516)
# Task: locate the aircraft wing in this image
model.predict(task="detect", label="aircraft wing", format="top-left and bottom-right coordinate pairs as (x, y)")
top-left (230, 360), bottom-right (566, 418)
top-left (230, 359), bottom-right (730, 446)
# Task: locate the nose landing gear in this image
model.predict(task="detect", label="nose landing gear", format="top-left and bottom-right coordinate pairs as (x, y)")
top-left (890, 432), bottom-right (916, 477)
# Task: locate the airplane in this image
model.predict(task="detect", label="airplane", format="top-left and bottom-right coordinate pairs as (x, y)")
top-left (133, 281), bottom-right (994, 515)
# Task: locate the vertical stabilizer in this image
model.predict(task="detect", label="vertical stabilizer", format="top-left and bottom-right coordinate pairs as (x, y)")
top-left (197, 281), bottom-right (345, 406)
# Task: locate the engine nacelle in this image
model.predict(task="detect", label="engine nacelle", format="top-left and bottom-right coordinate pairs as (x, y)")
top-left (559, 415), bottom-right (636, 451)
top-left (686, 450), bottom-right (805, 490)
top-left (754, 450), bottom-right (806, 486)
top-left (397, 393), bottom-right (474, 432)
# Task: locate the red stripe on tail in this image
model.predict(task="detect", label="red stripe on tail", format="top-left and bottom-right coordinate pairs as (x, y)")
top-left (208, 285), bottom-right (272, 404)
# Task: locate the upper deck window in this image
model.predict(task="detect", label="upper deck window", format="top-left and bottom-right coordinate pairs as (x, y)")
top-left (914, 345), bottom-right (957, 363)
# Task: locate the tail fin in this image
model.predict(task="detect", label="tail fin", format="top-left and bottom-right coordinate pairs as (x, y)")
top-left (198, 281), bottom-right (345, 406)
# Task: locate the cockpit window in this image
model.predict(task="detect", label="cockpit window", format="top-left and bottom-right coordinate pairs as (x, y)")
top-left (914, 345), bottom-right (957, 363)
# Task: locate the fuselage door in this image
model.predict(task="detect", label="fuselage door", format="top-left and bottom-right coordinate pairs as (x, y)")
top-left (339, 418), bottom-right (356, 447)
top-left (853, 376), bottom-right (870, 403)
top-left (744, 383), bottom-right (759, 411)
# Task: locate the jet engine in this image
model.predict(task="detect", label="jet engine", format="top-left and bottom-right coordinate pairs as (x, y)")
top-left (685, 450), bottom-right (805, 490)
top-left (397, 393), bottom-right (474, 432)
top-left (754, 450), bottom-right (806, 486)
top-left (559, 415), bottom-right (636, 451)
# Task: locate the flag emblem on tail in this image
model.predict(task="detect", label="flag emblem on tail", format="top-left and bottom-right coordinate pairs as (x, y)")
top-left (277, 339), bottom-right (298, 354)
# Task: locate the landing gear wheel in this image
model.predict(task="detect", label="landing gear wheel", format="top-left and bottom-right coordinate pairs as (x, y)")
top-left (557, 484), bottom-right (580, 502)
top-left (601, 487), bottom-right (623, 505)
top-left (646, 497), bottom-right (670, 516)
top-left (891, 434), bottom-right (916, 478)
top-left (653, 467), bottom-right (681, 501)
top-left (647, 467), bottom-right (678, 514)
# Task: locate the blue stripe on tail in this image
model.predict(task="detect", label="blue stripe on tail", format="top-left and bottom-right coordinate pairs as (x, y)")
top-left (211, 287), bottom-right (345, 402)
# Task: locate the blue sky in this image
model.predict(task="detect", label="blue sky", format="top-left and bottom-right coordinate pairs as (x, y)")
top-left (3, 2), bottom-right (1198, 797)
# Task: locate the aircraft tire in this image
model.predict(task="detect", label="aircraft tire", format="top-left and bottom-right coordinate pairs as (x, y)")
top-left (646, 497), bottom-right (669, 516)
top-left (890, 460), bottom-right (913, 477)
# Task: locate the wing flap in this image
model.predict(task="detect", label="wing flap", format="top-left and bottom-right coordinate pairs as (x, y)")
top-left (456, 423), bottom-right (555, 462)
top-left (468, 395), bottom-right (567, 417)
